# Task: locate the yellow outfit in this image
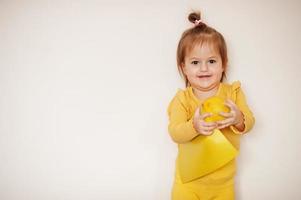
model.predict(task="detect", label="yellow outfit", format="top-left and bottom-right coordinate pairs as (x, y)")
top-left (167, 81), bottom-right (255, 200)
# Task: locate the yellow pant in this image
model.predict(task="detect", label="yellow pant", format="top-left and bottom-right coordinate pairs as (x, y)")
top-left (172, 159), bottom-right (236, 200)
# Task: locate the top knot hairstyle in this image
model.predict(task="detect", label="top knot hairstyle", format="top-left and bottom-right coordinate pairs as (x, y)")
top-left (188, 12), bottom-right (207, 29)
top-left (177, 11), bottom-right (228, 87)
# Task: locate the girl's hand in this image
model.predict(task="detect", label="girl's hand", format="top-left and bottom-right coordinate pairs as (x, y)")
top-left (217, 99), bottom-right (245, 130)
top-left (193, 107), bottom-right (218, 136)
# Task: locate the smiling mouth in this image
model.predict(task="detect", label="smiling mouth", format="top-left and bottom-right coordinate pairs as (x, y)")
top-left (198, 75), bottom-right (212, 78)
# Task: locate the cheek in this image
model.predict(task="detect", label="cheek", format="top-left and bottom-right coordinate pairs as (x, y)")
top-left (184, 66), bottom-right (196, 76)
top-left (213, 65), bottom-right (224, 75)
top-left (217, 70), bottom-right (224, 77)
top-left (210, 69), bottom-right (223, 80)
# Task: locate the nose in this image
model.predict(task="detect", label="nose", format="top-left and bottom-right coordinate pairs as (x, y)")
top-left (199, 62), bottom-right (208, 72)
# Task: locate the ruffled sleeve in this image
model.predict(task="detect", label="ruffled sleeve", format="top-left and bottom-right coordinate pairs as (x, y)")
top-left (229, 81), bottom-right (255, 135)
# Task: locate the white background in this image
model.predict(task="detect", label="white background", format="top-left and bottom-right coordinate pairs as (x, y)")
top-left (0, 0), bottom-right (300, 199)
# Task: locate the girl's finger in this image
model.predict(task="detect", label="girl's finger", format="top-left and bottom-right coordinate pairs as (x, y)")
top-left (217, 118), bottom-right (233, 126)
top-left (201, 121), bottom-right (217, 127)
top-left (224, 102), bottom-right (236, 111)
top-left (200, 113), bottom-right (212, 120)
top-left (217, 124), bottom-right (228, 130)
top-left (225, 99), bottom-right (239, 111)
top-left (200, 130), bottom-right (213, 136)
top-left (194, 107), bottom-right (201, 118)
top-left (226, 99), bottom-right (236, 106)
top-left (219, 111), bottom-right (234, 118)
top-left (201, 125), bottom-right (216, 132)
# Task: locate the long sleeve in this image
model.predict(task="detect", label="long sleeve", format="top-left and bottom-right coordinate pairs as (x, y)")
top-left (230, 83), bottom-right (255, 135)
top-left (167, 93), bottom-right (199, 144)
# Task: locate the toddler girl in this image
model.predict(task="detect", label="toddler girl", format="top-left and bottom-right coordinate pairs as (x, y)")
top-left (167, 11), bottom-right (255, 200)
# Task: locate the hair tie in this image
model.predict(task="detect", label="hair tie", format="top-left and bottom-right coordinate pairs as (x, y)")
top-left (194, 19), bottom-right (202, 26)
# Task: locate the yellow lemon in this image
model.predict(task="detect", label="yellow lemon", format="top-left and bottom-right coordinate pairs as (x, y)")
top-left (200, 96), bottom-right (230, 122)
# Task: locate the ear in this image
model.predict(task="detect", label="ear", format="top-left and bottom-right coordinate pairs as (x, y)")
top-left (222, 65), bottom-right (227, 72)
top-left (181, 62), bottom-right (187, 75)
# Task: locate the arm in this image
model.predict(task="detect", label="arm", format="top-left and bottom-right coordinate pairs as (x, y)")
top-left (167, 95), bottom-right (199, 143)
top-left (230, 87), bottom-right (255, 134)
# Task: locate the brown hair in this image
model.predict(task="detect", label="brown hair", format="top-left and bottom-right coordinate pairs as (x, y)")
top-left (177, 12), bottom-right (228, 87)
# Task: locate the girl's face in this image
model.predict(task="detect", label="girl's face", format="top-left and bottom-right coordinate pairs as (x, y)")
top-left (182, 43), bottom-right (224, 91)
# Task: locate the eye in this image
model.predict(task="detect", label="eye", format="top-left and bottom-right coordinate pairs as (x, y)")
top-left (191, 61), bottom-right (199, 65)
top-left (209, 59), bottom-right (216, 64)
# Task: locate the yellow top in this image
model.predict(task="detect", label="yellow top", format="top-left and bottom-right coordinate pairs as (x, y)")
top-left (167, 81), bottom-right (255, 183)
